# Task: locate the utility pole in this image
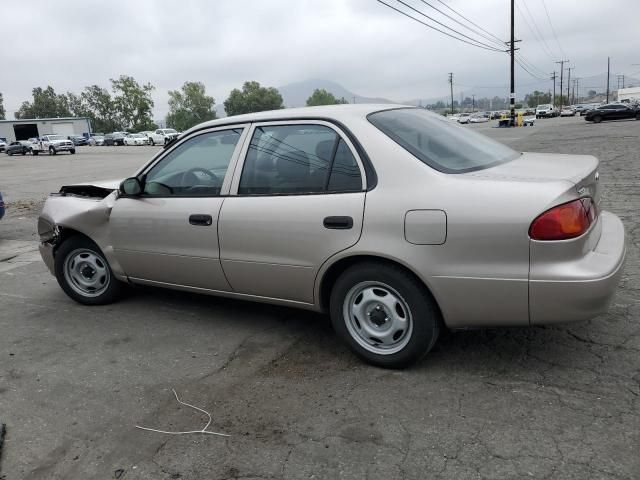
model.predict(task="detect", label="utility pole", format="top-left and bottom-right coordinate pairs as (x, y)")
top-left (606, 57), bottom-right (610, 103)
top-left (448, 72), bottom-right (454, 114)
top-left (555, 60), bottom-right (569, 109)
top-left (509, 0), bottom-right (516, 126)
top-left (566, 67), bottom-right (573, 106)
top-left (352, 96), bottom-right (356, 104)
top-left (574, 77), bottom-right (580, 104)
top-left (472, 94), bottom-right (475, 112)
top-left (550, 71), bottom-right (557, 106)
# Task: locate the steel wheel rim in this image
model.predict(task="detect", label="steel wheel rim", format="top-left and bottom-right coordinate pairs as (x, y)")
top-left (343, 281), bottom-right (413, 355)
top-left (63, 248), bottom-right (110, 297)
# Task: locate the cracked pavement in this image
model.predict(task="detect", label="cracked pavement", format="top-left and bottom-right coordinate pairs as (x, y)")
top-left (0, 118), bottom-right (638, 479)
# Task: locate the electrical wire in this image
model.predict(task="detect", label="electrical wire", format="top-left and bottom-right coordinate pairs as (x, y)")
top-left (515, 0), bottom-right (556, 61)
top-left (540, 0), bottom-right (567, 59)
top-left (376, 0), bottom-right (506, 52)
top-left (433, 0), bottom-right (505, 45)
top-left (416, 0), bottom-right (506, 48)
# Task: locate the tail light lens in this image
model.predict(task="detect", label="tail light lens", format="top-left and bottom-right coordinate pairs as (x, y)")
top-left (529, 198), bottom-right (596, 240)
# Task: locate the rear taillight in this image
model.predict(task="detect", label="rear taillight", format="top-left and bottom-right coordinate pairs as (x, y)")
top-left (529, 198), bottom-right (596, 240)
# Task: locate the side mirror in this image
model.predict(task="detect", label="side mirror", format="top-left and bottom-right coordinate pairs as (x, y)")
top-left (120, 177), bottom-right (143, 196)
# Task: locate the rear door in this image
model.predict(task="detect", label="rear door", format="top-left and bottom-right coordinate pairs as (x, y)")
top-left (218, 121), bottom-right (367, 304)
top-left (109, 125), bottom-right (248, 290)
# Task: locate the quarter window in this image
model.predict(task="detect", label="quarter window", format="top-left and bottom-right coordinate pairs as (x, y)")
top-left (143, 129), bottom-right (242, 197)
top-left (238, 124), bottom-right (362, 195)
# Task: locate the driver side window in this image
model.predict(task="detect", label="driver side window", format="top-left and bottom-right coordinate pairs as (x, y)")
top-left (143, 129), bottom-right (243, 197)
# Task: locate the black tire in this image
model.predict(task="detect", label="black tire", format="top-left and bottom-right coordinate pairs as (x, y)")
top-left (329, 262), bottom-right (441, 369)
top-left (33, 150), bottom-right (39, 155)
top-left (49, 147), bottom-right (56, 155)
top-left (70, 149), bottom-right (76, 154)
top-left (54, 236), bottom-right (124, 305)
top-left (7, 151), bottom-right (12, 156)
top-left (149, 138), bottom-right (155, 146)
top-left (635, 113), bottom-right (640, 120)
top-left (21, 149), bottom-right (26, 155)
top-left (593, 115), bottom-right (603, 123)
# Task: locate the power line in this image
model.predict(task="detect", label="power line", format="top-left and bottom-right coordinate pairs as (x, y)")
top-left (383, 0), bottom-right (506, 52)
top-left (540, 0), bottom-right (567, 59)
top-left (514, 0), bottom-right (556, 61)
top-left (516, 53), bottom-right (549, 78)
top-left (433, 0), bottom-right (505, 45)
top-left (515, 57), bottom-right (546, 80)
top-left (417, 0), bottom-right (506, 48)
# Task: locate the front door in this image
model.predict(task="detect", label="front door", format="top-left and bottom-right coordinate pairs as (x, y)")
top-left (109, 126), bottom-right (247, 290)
top-left (218, 122), bottom-right (367, 304)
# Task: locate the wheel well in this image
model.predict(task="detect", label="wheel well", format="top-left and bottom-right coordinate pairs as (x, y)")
top-left (319, 255), bottom-right (442, 317)
top-left (53, 227), bottom-right (93, 256)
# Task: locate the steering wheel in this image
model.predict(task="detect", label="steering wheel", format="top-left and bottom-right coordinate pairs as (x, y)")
top-left (180, 167), bottom-right (217, 187)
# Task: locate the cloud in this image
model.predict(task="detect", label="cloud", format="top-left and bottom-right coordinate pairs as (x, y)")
top-left (3, 0), bottom-right (639, 119)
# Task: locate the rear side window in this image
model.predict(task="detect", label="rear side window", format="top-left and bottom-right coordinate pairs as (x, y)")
top-left (368, 108), bottom-right (519, 173)
top-left (238, 124), bottom-right (362, 195)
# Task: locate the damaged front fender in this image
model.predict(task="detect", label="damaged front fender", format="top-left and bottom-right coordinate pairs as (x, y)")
top-left (38, 184), bottom-right (127, 280)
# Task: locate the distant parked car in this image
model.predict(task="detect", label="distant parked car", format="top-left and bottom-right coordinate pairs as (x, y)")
top-left (68, 135), bottom-right (88, 146)
top-left (585, 103), bottom-right (640, 123)
top-left (5, 141), bottom-right (33, 156)
top-left (469, 114), bottom-right (488, 123)
top-left (124, 133), bottom-right (148, 146)
top-left (457, 113), bottom-right (471, 124)
top-left (536, 104), bottom-right (557, 118)
top-left (147, 128), bottom-right (179, 145)
top-left (32, 135), bottom-right (75, 155)
top-left (104, 132), bottom-right (126, 146)
top-left (88, 135), bottom-right (105, 146)
top-left (0, 190), bottom-right (4, 220)
top-left (0, 139), bottom-right (6, 152)
top-left (560, 107), bottom-right (576, 117)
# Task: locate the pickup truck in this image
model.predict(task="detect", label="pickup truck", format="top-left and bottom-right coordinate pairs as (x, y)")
top-left (147, 128), bottom-right (179, 146)
top-left (31, 135), bottom-right (76, 155)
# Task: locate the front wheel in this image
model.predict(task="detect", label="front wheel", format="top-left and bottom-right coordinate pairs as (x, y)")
top-left (70, 149), bottom-right (76, 154)
top-left (54, 236), bottom-right (124, 305)
top-left (149, 138), bottom-right (155, 146)
top-left (33, 150), bottom-right (39, 155)
top-left (49, 147), bottom-right (56, 155)
top-left (330, 262), bottom-right (441, 368)
top-left (592, 115), bottom-right (603, 123)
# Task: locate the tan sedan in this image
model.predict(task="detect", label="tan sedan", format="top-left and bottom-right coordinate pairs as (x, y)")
top-left (38, 105), bottom-right (626, 368)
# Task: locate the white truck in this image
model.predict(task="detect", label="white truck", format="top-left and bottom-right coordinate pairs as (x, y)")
top-left (31, 134), bottom-right (76, 155)
top-left (146, 128), bottom-right (179, 146)
top-left (535, 104), bottom-right (558, 118)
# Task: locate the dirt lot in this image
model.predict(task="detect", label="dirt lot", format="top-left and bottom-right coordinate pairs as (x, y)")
top-left (0, 117), bottom-right (638, 479)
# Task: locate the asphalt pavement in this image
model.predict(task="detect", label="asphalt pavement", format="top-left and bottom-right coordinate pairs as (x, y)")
top-left (0, 117), bottom-right (638, 479)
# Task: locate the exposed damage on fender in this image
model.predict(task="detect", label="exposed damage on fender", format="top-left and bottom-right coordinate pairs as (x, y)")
top-left (38, 179), bottom-right (127, 280)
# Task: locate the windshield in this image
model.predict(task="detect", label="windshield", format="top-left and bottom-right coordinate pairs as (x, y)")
top-left (368, 108), bottom-right (520, 174)
top-left (537, 105), bottom-right (551, 109)
top-left (164, 129), bottom-right (177, 134)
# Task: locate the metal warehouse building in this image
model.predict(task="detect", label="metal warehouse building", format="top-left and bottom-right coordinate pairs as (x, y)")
top-left (0, 117), bottom-right (92, 143)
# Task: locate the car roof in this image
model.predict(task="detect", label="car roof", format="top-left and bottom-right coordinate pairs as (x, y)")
top-left (185, 104), bottom-right (410, 134)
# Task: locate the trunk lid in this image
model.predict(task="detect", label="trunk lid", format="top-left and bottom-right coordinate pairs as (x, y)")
top-left (466, 152), bottom-right (601, 205)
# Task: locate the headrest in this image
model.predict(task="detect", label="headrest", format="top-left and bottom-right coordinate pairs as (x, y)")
top-left (276, 150), bottom-right (309, 180)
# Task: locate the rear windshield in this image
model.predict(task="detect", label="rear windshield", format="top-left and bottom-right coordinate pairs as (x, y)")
top-left (368, 108), bottom-right (519, 173)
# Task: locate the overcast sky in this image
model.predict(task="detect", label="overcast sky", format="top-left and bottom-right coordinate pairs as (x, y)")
top-left (4, 0), bottom-right (640, 119)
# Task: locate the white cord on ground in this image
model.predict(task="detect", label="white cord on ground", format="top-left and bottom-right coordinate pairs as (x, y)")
top-left (135, 389), bottom-right (230, 437)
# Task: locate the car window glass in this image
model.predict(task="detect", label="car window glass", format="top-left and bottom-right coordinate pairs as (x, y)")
top-left (369, 108), bottom-right (519, 173)
top-left (143, 129), bottom-right (242, 197)
top-left (239, 125), bottom-right (337, 195)
top-left (327, 139), bottom-right (362, 192)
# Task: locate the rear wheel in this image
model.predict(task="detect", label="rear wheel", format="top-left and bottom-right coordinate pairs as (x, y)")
top-left (330, 262), bottom-right (441, 368)
top-left (70, 149), bottom-right (76, 154)
top-left (32, 150), bottom-right (39, 155)
top-left (149, 138), bottom-right (155, 146)
top-left (49, 147), bottom-right (56, 155)
top-left (54, 236), bottom-right (124, 305)
top-left (593, 115), bottom-right (603, 123)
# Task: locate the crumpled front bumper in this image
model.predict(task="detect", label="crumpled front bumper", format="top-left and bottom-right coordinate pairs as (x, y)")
top-left (39, 241), bottom-right (55, 275)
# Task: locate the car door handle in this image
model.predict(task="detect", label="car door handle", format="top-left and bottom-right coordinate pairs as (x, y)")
top-left (189, 214), bottom-right (213, 226)
top-left (323, 216), bottom-right (353, 230)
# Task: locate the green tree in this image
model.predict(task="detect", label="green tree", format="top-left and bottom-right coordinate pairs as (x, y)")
top-left (306, 88), bottom-right (349, 106)
top-left (110, 75), bottom-right (155, 131)
top-left (0, 92), bottom-right (5, 119)
top-left (15, 86), bottom-right (71, 119)
top-left (81, 85), bottom-right (121, 133)
top-left (166, 81), bottom-right (216, 131)
top-left (224, 81), bottom-right (284, 116)
top-left (524, 90), bottom-right (551, 107)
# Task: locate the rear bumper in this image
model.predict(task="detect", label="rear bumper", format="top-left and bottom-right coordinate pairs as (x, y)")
top-left (529, 211), bottom-right (626, 325)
